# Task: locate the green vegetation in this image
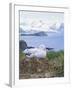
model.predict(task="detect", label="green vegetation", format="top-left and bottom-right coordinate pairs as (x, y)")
top-left (47, 50), bottom-right (64, 60)
top-left (46, 50), bottom-right (64, 77)
top-left (19, 50), bottom-right (64, 79)
top-left (19, 50), bottom-right (26, 62)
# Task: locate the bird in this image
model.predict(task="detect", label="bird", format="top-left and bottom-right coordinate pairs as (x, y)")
top-left (23, 44), bottom-right (47, 58)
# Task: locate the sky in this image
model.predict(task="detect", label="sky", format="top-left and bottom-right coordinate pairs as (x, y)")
top-left (19, 11), bottom-right (64, 33)
top-left (19, 11), bottom-right (64, 50)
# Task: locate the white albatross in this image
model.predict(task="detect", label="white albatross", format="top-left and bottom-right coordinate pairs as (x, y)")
top-left (23, 44), bottom-right (47, 58)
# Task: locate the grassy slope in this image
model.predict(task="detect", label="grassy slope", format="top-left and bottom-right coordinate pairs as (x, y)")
top-left (19, 50), bottom-right (64, 79)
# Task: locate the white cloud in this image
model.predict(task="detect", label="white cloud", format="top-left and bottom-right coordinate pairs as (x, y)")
top-left (20, 21), bottom-right (63, 33)
top-left (20, 11), bottom-right (64, 34)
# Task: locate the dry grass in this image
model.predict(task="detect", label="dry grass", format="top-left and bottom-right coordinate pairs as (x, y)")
top-left (19, 50), bottom-right (64, 79)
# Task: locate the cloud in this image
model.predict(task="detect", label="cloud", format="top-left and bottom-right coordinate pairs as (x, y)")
top-left (20, 20), bottom-right (50, 32)
top-left (20, 21), bottom-right (64, 34)
top-left (20, 22), bottom-right (64, 37)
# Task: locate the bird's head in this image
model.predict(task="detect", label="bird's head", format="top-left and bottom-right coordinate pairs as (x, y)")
top-left (38, 44), bottom-right (46, 50)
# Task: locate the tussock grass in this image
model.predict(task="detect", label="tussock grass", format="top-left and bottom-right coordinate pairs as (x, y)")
top-left (47, 50), bottom-right (64, 60)
top-left (19, 50), bottom-right (64, 79)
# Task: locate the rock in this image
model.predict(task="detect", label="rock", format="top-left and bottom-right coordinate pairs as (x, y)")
top-left (19, 40), bottom-right (27, 51)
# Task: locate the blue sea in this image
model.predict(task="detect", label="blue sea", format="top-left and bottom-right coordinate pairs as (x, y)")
top-left (20, 35), bottom-right (64, 51)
